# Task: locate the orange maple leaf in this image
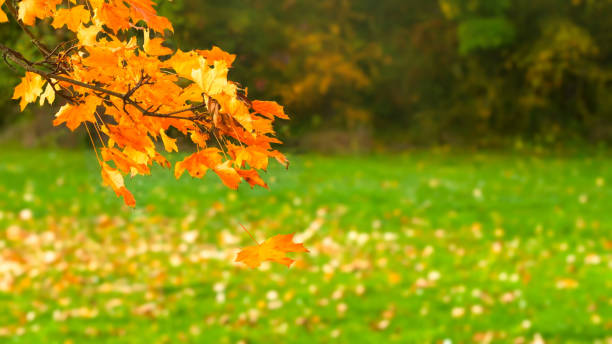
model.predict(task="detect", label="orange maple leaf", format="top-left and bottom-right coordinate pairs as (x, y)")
top-left (174, 148), bottom-right (222, 179)
top-left (252, 100), bottom-right (290, 120)
top-left (236, 234), bottom-right (309, 269)
top-left (52, 96), bottom-right (102, 131)
top-left (100, 162), bottom-right (136, 207)
top-left (196, 46), bottom-right (236, 67)
top-left (144, 30), bottom-right (172, 56)
top-left (213, 160), bottom-right (241, 189)
top-left (51, 5), bottom-right (90, 32)
top-left (17, 0), bottom-right (59, 25)
top-left (237, 169), bottom-right (268, 189)
top-left (231, 145), bottom-right (270, 170)
top-left (98, 2), bottom-right (130, 32)
top-left (125, 0), bottom-right (173, 33)
top-left (101, 147), bottom-right (150, 176)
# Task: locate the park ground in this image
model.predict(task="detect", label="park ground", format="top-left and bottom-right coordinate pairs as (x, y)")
top-left (0, 149), bottom-right (610, 343)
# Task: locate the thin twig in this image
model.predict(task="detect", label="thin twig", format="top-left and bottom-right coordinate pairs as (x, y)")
top-left (4, 0), bottom-right (52, 56)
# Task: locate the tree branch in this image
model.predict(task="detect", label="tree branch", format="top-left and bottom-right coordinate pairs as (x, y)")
top-left (0, 42), bottom-right (209, 121)
top-left (4, 0), bottom-right (52, 56)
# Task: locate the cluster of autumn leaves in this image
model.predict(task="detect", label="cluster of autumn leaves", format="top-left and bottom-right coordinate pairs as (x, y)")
top-left (4, 0), bottom-right (289, 205)
top-left (2, 0), bottom-right (307, 267)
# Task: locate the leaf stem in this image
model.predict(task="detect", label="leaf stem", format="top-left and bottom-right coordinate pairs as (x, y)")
top-left (239, 223), bottom-right (260, 246)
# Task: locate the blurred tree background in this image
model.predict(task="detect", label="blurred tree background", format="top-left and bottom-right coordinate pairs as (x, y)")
top-left (1, 0), bottom-right (612, 148)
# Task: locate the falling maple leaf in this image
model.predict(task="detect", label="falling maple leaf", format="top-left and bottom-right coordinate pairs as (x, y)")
top-left (236, 233), bottom-right (309, 268)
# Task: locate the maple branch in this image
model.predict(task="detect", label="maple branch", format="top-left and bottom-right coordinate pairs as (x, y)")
top-left (161, 103), bottom-right (208, 117)
top-left (4, 0), bottom-right (52, 56)
top-left (0, 43), bottom-right (210, 121)
top-left (0, 0), bottom-right (288, 209)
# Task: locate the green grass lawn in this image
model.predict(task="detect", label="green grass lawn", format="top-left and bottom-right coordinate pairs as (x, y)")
top-left (0, 149), bottom-right (610, 343)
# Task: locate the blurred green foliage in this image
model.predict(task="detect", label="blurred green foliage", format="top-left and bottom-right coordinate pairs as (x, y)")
top-left (2, 0), bottom-right (612, 146)
top-left (457, 18), bottom-right (515, 55)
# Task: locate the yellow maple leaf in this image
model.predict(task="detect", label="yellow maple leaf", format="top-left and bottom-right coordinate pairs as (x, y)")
top-left (17, 0), bottom-right (59, 25)
top-left (166, 50), bottom-right (200, 79)
top-left (191, 58), bottom-right (230, 96)
top-left (12, 72), bottom-right (45, 111)
top-left (77, 23), bottom-right (101, 46)
top-left (17, 0), bottom-right (41, 25)
top-left (159, 129), bottom-right (178, 152)
top-left (220, 94), bottom-right (253, 132)
top-left (39, 83), bottom-right (56, 106)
